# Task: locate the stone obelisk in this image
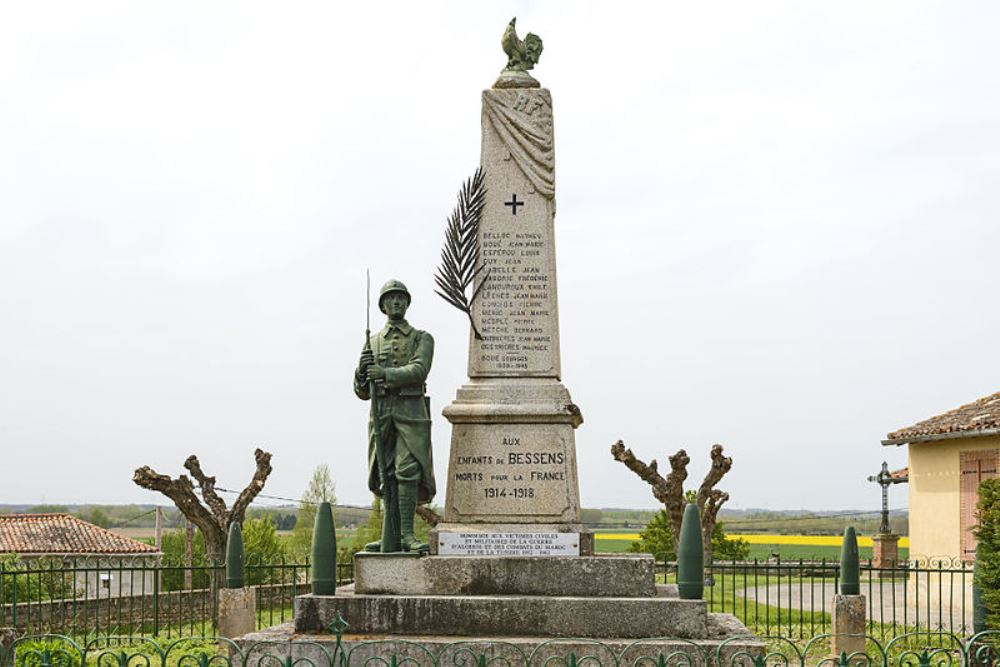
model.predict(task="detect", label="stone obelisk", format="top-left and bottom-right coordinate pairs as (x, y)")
top-left (433, 25), bottom-right (589, 556)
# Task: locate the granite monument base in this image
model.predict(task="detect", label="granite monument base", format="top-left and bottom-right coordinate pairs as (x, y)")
top-left (354, 554), bottom-right (651, 596)
top-left (239, 617), bottom-right (763, 667)
top-left (295, 586), bottom-right (709, 639)
top-left (439, 379), bottom-right (586, 552)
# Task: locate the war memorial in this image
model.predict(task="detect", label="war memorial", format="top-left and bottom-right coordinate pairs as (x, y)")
top-left (242, 19), bottom-right (762, 664)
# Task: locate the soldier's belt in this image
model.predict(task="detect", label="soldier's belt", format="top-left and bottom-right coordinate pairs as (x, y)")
top-left (375, 385), bottom-right (426, 397)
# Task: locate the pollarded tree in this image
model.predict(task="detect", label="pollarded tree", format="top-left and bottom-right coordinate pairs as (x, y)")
top-left (133, 448), bottom-right (273, 565)
top-left (611, 441), bottom-right (733, 567)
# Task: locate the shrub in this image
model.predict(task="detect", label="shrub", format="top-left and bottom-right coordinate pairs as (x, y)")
top-left (713, 522), bottom-right (751, 561)
top-left (159, 529), bottom-right (209, 591)
top-left (11, 638), bottom-right (82, 667)
top-left (243, 516), bottom-right (286, 584)
top-left (0, 554), bottom-right (81, 602)
top-left (975, 477), bottom-right (1000, 629)
top-left (628, 509), bottom-right (676, 560)
top-left (628, 510), bottom-right (750, 562)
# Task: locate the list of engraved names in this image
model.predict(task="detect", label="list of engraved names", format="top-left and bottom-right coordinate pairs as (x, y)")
top-left (477, 229), bottom-right (554, 373)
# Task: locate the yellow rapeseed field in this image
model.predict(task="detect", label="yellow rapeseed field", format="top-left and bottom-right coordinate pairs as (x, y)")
top-left (594, 533), bottom-right (910, 548)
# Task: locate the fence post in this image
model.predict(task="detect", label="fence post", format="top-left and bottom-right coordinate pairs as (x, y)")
top-left (311, 501), bottom-right (337, 596)
top-left (152, 561), bottom-right (160, 636)
top-left (10, 567), bottom-right (15, 630)
top-left (832, 526), bottom-right (866, 657)
top-left (677, 503), bottom-right (703, 600)
top-left (218, 522), bottom-right (255, 640)
top-left (973, 542), bottom-right (986, 634)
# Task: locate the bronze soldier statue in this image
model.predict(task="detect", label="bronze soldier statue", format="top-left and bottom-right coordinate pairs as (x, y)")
top-left (354, 279), bottom-right (436, 553)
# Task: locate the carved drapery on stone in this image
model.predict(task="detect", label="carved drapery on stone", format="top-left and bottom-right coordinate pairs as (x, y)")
top-left (482, 89), bottom-right (555, 201)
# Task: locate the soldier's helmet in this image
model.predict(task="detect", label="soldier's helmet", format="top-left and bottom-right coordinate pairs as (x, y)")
top-left (378, 279), bottom-right (411, 313)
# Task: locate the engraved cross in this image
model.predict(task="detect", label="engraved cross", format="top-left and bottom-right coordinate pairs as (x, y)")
top-left (504, 194), bottom-right (524, 215)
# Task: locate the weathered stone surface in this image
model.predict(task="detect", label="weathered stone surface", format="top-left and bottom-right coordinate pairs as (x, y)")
top-left (1, 627), bottom-right (21, 658)
top-left (218, 587), bottom-right (256, 641)
top-left (294, 589), bottom-right (709, 639)
top-left (438, 83), bottom-right (583, 538)
top-left (441, 381), bottom-right (582, 525)
top-left (831, 594), bottom-right (866, 656)
top-left (470, 88), bottom-right (558, 378)
top-left (239, 616), bottom-right (762, 666)
top-left (354, 554), bottom-right (656, 597)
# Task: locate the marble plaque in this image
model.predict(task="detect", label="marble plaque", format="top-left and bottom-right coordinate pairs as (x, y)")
top-left (438, 531), bottom-right (580, 556)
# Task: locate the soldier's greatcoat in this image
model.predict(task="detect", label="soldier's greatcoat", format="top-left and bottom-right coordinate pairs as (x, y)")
top-left (353, 319), bottom-right (436, 503)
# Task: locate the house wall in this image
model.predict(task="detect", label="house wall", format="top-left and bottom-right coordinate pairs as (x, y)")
top-left (9, 554), bottom-right (161, 599)
top-left (907, 434), bottom-right (1000, 560)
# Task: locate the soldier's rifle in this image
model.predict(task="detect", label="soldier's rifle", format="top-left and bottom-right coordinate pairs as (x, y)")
top-left (366, 270), bottom-right (401, 552)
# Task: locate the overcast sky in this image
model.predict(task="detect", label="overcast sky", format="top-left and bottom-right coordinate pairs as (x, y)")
top-left (1, 2), bottom-right (998, 515)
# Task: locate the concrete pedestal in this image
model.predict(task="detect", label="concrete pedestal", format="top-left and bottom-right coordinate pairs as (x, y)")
top-left (296, 587), bottom-right (709, 639)
top-left (872, 534), bottom-right (901, 569)
top-left (355, 554), bottom-right (655, 597)
top-left (275, 552), bottom-right (762, 658)
top-left (240, 617), bottom-right (762, 667)
top-left (831, 594), bottom-right (866, 657)
top-left (218, 588), bottom-right (257, 641)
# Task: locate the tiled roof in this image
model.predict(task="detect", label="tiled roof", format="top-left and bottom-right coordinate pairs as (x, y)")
top-left (0, 513), bottom-right (159, 555)
top-left (890, 467), bottom-right (908, 482)
top-left (885, 392), bottom-right (1000, 444)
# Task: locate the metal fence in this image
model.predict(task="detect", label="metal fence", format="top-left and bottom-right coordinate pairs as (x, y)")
top-left (0, 558), bottom-right (355, 638)
top-left (665, 557), bottom-right (976, 642)
top-left (3, 629), bottom-right (1000, 667)
top-left (0, 556), bottom-right (979, 645)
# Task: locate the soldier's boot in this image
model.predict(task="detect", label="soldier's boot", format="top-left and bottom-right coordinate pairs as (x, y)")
top-left (363, 540), bottom-right (381, 552)
top-left (398, 482), bottom-right (428, 554)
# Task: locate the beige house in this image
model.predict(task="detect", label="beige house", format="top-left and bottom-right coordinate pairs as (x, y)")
top-left (882, 391), bottom-right (1000, 562)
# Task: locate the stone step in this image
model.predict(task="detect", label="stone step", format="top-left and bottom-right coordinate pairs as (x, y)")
top-left (294, 589), bottom-right (709, 639)
top-left (241, 617), bottom-right (762, 667)
top-left (354, 553), bottom-right (657, 597)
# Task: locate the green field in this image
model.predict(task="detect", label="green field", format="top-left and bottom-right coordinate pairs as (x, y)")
top-left (742, 543), bottom-right (908, 561)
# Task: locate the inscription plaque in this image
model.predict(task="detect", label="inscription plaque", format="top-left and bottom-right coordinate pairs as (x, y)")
top-left (438, 532), bottom-right (580, 556)
top-left (447, 423), bottom-right (575, 519)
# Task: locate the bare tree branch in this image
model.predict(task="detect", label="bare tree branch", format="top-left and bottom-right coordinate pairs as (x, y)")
top-left (695, 445), bottom-right (733, 564)
top-left (610, 440), bottom-right (668, 503)
top-left (132, 467), bottom-right (225, 554)
top-left (611, 440), bottom-right (733, 566)
top-left (696, 444), bottom-right (732, 508)
top-left (133, 448), bottom-right (273, 563)
top-left (183, 455), bottom-right (228, 525)
top-left (230, 448), bottom-right (273, 524)
top-left (611, 440), bottom-right (690, 552)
